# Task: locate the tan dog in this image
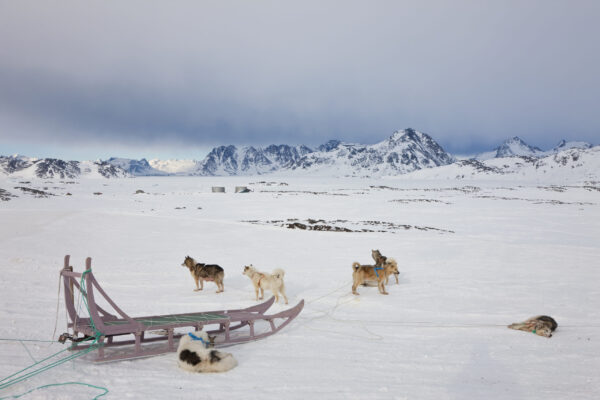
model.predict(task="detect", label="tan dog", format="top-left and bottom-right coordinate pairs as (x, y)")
top-left (508, 315), bottom-right (558, 338)
top-left (242, 265), bottom-right (288, 304)
top-left (352, 259), bottom-right (398, 295)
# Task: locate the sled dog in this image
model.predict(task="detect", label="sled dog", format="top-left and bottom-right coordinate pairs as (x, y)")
top-left (371, 249), bottom-right (399, 285)
top-left (181, 256), bottom-right (225, 293)
top-left (508, 315), bottom-right (558, 338)
top-left (243, 265), bottom-right (288, 304)
top-left (352, 259), bottom-right (399, 295)
top-left (177, 330), bottom-right (237, 373)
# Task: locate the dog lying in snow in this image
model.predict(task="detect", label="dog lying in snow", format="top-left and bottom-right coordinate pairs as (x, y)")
top-left (181, 256), bottom-right (225, 293)
top-left (508, 315), bottom-right (558, 338)
top-left (177, 331), bottom-right (237, 373)
top-left (242, 265), bottom-right (288, 304)
top-left (352, 258), bottom-right (399, 295)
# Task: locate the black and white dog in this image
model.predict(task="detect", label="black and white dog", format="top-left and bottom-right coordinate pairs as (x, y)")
top-left (177, 331), bottom-right (237, 372)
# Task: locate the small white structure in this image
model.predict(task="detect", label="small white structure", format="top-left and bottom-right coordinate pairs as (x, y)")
top-left (235, 186), bottom-right (250, 193)
top-left (212, 186), bottom-right (225, 193)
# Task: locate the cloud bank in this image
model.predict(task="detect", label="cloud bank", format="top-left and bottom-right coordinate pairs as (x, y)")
top-left (1, 0), bottom-right (599, 159)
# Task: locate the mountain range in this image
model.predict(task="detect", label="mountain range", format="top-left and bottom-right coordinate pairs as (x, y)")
top-left (1, 129), bottom-right (595, 179)
top-left (474, 137), bottom-right (592, 160)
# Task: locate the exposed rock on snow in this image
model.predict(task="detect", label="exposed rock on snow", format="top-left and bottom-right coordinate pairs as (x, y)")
top-left (244, 218), bottom-right (455, 234)
top-left (13, 186), bottom-right (55, 198)
top-left (0, 188), bottom-right (17, 201)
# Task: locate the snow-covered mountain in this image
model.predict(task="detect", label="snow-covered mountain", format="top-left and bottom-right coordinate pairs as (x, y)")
top-left (406, 145), bottom-right (600, 182)
top-left (0, 155), bottom-right (36, 174)
top-left (475, 137), bottom-right (544, 160)
top-left (552, 139), bottom-right (592, 153)
top-left (0, 155), bottom-right (128, 179)
top-left (188, 129), bottom-right (453, 177)
top-left (2, 130), bottom-right (595, 180)
top-left (191, 144), bottom-right (313, 176)
top-left (475, 137), bottom-right (593, 161)
top-left (291, 129), bottom-right (455, 177)
top-left (106, 158), bottom-right (167, 176)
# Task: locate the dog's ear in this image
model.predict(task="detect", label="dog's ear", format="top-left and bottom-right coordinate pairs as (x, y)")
top-left (208, 335), bottom-right (217, 347)
top-left (209, 350), bottom-right (221, 363)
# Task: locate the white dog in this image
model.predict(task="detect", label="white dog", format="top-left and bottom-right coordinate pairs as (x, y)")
top-left (177, 331), bottom-right (237, 373)
top-left (243, 265), bottom-right (288, 304)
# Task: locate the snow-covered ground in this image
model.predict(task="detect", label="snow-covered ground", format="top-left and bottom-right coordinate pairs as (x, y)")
top-left (1, 175), bottom-right (599, 399)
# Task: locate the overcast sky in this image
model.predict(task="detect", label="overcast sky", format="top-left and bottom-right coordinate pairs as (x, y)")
top-left (1, 0), bottom-right (599, 160)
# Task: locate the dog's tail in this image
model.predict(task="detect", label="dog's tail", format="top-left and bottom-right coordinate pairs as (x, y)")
top-left (352, 262), bottom-right (361, 271)
top-left (272, 268), bottom-right (285, 279)
top-left (507, 322), bottom-right (528, 331)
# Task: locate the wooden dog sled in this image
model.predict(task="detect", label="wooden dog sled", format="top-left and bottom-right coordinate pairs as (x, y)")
top-left (60, 255), bottom-right (304, 362)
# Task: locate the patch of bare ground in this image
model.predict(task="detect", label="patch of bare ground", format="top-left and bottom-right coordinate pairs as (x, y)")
top-left (248, 181), bottom-right (289, 186)
top-left (0, 188), bottom-right (18, 201)
top-left (13, 186), bottom-right (55, 198)
top-left (474, 195), bottom-right (594, 205)
top-left (243, 218), bottom-right (454, 234)
top-left (389, 199), bottom-right (452, 204)
top-left (257, 190), bottom-right (349, 196)
top-left (370, 185), bottom-right (480, 194)
top-left (582, 185), bottom-right (600, 192)
top-left (537, 185), bottom-right (568, 192)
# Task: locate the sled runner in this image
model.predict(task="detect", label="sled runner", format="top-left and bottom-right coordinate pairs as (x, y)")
top-left (60, 255), bottom-right (304, 362)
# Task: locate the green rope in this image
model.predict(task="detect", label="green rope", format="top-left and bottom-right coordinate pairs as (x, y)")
top-left (0, 269), bottom-right (108, 398)
top-left (78, 269), bottom-right (102, 338)
top-left (0, 381), bottom-right (108, 399)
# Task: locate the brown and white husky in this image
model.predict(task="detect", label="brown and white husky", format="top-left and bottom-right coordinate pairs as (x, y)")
top-left (181, 256), bottom-right (225, 293)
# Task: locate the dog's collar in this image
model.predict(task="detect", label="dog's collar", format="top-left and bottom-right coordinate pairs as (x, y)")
top-left (188, 332), bottom-right (208, 346)
top-left (374, 266), bottom-right (383, 278)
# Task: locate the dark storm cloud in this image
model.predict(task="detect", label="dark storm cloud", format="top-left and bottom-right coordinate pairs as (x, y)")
top-left (1, 0), bottom-right (599, 157)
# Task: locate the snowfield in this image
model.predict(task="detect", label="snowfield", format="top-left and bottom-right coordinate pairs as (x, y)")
top-left (1, 174), bottom-right (599, 399)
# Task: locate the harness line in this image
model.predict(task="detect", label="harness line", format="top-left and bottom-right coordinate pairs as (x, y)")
top-left (0, 269), bottom-right (108, 399)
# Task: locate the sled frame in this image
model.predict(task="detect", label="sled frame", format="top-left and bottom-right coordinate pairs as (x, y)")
top-left (60, 255), bottom-right (304, 362)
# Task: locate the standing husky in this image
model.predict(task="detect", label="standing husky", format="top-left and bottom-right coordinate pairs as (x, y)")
top-left (177, 330), bottom-right (237, 373)
top-left (508, 315), bottom-right (558, 338)
top-left (242, 265), bottom-right (288, 304)
top-left (352, 259), bottom-right (399, 295)
top-left (371, 249), bottom-right (399, 284)
top-left (181, 256), bottom-right (225, 293)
